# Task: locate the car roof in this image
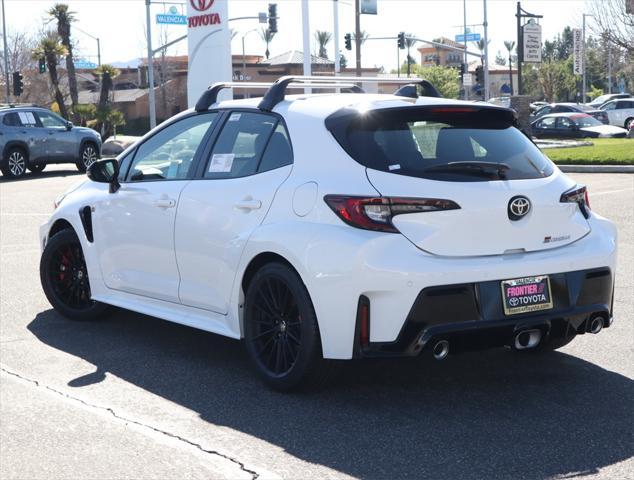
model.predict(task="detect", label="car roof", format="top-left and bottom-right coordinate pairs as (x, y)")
top-left (0, 105), bottom-right (49, 114)
top-left (209, 93), bottom-right (500, 118)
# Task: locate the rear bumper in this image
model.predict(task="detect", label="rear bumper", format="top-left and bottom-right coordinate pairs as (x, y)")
top-left (358, 267), bottom-right (614, 358)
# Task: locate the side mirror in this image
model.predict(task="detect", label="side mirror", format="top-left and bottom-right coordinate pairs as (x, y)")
top-left (87, 158), bottom-right (120, 193)
top-left (65, 121), bottom-right (73, 131)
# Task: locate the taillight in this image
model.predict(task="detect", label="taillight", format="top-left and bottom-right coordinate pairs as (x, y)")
top-left (560, 184), bottom-right (590, 218)
top-left (324, 195), bottom-right (460, 232)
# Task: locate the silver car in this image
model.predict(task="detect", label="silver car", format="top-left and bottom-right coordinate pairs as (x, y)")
top-left (0, 106), bottom-right (101, 179)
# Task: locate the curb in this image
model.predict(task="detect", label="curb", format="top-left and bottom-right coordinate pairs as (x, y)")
top-left (558, 164), bottom-right (634, 173)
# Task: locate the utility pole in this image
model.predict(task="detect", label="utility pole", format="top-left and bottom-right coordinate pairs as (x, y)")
top-left (482, 0), bottom-right (490, 100)
top-left (463, 0), bottom-right (469, 99)
top-left (354, 0), bottom-right (361, 77)
top-left (333, 0), bottom-right (340, 75)
top-left (145, 0), bottom-right (157, 129)
top-left (301, 0), bottom-right (311, 91)
top-left (607, 35), bottom-right (612, 94)
top-left (2, 0), bottom-right (10, 103)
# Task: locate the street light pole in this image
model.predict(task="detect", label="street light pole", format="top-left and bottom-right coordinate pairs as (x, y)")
top-left (2, 0), bottom-right (11, 103)
top-left (463, 0), bottom-right (469, 100)
top-left (74, 25), bottom-right (101, 66)
top-left (145, 0), bottom-right (157, 129)
top-left (354, 0), bottom-right (361, 77)
top-left (333, 0), bottom-right (340, 75)
top-left (482, 0), bottom-right (490, 100)
top-left (241, 29), bottom-right (257, 86)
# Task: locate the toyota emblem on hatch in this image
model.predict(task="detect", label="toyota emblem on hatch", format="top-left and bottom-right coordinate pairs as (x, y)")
top-left (508, 196), bottom-right (531, 221)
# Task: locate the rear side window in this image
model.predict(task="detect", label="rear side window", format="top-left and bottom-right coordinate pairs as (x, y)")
top-left (2, 112), bottom-right (21, 126)
top-left (204, 112), bottom-right (277, 179)
top-left (258, 124), bottom-right (293, 173)
top-left (326, 106), bottom-right (554, 182)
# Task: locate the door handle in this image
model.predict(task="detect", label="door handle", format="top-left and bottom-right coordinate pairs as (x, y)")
top-left (234, 198), bottom-right (262, 211)
top-left (153, 198), bottom-right (176, 208)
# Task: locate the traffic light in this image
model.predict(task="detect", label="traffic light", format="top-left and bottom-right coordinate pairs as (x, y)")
top-left (38, 58), bottom-right (46, 74)
top-left (268, 3), bottom-right (277, 33)
top-left (12, 72), bottom-right (24, 97)
top-left (397, 32), bottom-right (405, 50)
top-left (475, 65), bottom-right (483, 84)
top-left (459, 63), bottom-right (466, 75)
top-left (344, 33), bottom-right (352, 51)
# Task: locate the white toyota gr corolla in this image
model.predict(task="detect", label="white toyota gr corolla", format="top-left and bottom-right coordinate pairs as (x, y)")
top-left (39, 76), bottom-right (617, 390)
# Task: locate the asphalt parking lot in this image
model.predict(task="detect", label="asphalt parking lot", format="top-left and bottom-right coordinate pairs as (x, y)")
top-left (1, 166), bottom-right (632, 480)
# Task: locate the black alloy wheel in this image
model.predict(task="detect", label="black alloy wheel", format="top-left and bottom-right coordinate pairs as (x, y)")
top-left (40, 229), bottom-right (109, 321)
top-left (1, 148), bottom-right (27, 178)
top-left (244, 263), bottom-right (332, 391)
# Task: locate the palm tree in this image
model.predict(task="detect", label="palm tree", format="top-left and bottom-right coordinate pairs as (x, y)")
top-left (94, 64), bottom-right (120, 136)
top-left (314, 30), bottom-right (332, 59)
top-left (48, 4), bottom-right (79, 123)
top-left (476, 39), bottom-right (491, 65)
top-left (404, 33), bottom-right (417, 77)
top-left (259, 28), bottom-right (275, 60)
top-left (32, 33), bottom-right (69, 119)
top-left (504, 40), bottom-right (516, 95)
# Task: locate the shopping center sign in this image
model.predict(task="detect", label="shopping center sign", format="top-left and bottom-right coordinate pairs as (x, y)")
top-left (186, 0), bottom-right (231, 106)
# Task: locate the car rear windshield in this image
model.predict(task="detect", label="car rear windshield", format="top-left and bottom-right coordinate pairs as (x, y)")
top-left (326, 106), bottom-right (554, 182)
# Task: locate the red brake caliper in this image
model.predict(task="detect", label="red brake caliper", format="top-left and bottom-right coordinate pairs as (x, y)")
top-left (59, 247), bottom-right (72, 282)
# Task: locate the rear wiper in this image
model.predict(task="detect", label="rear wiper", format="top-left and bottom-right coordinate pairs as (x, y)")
top-left (423, 161), bottom-right (510, 179)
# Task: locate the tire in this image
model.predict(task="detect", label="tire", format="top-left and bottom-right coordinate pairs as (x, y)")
top-left (244, 262), bottom-right (333, 391)
top-left (1, 147), bottom-right (28, 178)
top-left (625, 118), bottom-right (633, 130)
top-left (76, 142), bottom-right (99, 172)
top-left (28, 163), bottom-right (46, 174)
top-left (40, 229), bottom-right (109, 321)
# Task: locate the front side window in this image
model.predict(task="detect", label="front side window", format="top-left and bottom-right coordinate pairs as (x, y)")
top-left (37, 111), bottom-right (67, 128)
top-left (602, 101), bottom-right (617, 111)
top-left (538, 117), bottom-right (557, 128)
top-left (127, 113), bottom-right (217, 182)
top-left (327, 106), bottom-right (554, 182)
top-left (204, 112), bottom-right (278, 179)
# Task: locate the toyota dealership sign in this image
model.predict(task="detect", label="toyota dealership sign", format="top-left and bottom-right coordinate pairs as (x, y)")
top-left (187, 0), bottom-right (232, 107)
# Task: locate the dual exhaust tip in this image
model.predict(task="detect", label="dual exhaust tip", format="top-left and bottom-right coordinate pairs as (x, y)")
top-left (429, 313), bottom-right (608, 358)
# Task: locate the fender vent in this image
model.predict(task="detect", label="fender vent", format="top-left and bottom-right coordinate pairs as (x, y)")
top-left (79, 206), bottom-right (94, 243)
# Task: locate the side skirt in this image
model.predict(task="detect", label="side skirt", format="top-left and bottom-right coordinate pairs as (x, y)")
top-left (92, 290), bottom-right (241, 340)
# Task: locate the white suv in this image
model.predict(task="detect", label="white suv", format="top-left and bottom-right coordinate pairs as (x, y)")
top-left (39, 77), bottom-right (617, 391)
top-left (600, 98), bottom-right (634, 129)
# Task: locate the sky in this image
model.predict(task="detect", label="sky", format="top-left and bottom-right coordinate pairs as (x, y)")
top-left (1, 0), bottom-right (592, 70)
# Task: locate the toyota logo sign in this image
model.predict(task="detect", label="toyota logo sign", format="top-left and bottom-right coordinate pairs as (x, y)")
top-left (508, 196), bottom-right (531, 221)
top-left (190, 0), bottom-right (214, 11)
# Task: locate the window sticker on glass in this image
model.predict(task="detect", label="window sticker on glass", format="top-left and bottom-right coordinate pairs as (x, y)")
top-left (228, 113), bottom-right (242, 122)
top-left (388, 164), bottom-right (401, 171)
top-left (209, 153), bottom-right (235, 173)
top-left (18, 112), bottom-right (37, 126)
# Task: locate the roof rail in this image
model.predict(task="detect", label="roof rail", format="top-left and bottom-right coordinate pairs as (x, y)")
top-left (195, 83), bottom-right (273, 112)
top-left (257, 75), bottom-right (442, 111)
top-left (394, 80), bottom-right (442, 99)
top-left (0, 103), bottom-right (42, 109)
top-left (195, 81), bottom-right (362, 112)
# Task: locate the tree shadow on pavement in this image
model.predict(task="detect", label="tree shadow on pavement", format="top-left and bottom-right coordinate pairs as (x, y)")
top-left (28, 308), bottom-right (634, 480)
